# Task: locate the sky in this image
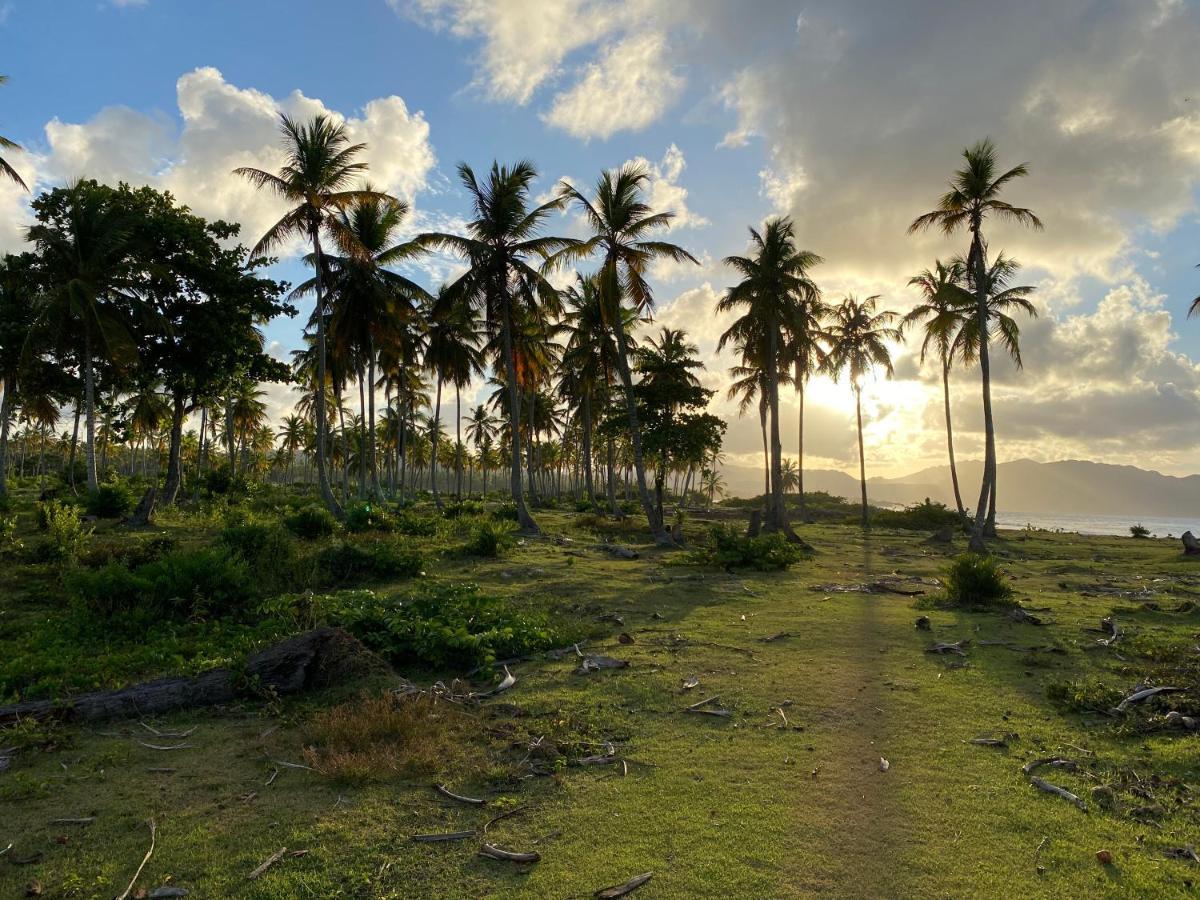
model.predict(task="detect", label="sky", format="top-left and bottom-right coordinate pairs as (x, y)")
top-left (3, 0), bottom-right (1200, 480)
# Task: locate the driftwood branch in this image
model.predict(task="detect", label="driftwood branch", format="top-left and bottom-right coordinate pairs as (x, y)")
top-left (595, 871), bottom-right (654, 898)
top-left (115, 818), bottom-right (156, 900)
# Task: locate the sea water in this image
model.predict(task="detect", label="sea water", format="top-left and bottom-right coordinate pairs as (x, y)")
top-left (994, 512), bottom-right (1200, 539)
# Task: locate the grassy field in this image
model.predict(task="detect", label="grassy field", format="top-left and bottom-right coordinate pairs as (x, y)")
top-left (3, 491), bottom-right (1200, 898)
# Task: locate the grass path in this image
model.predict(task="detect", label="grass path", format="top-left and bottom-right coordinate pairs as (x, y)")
top-left (3, 522), bottom-right (1200, 897)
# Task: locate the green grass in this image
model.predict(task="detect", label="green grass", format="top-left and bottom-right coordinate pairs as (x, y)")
top-left (3, 494), bottom-right (1200, 897)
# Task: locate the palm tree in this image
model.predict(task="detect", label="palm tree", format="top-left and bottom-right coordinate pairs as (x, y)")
top-left (419, 161), bottom-right (576, 532)
top-left (951, 251), bottom-right (1038, 534)
top-left (0, 76), bottom-right (27, 190)
top-left (784, 290), bottom-right (830, 521)
top-left (234, 114), bottom-right (395, 519)
top-left (276, 413), bottom-right (306, 483)
top-left (826, 295), bottom-right (901, 529)
top-left (725, 359), bottom-right (774, 502)
top-left (560, 163), bottom-right (698, 545)
top-left (909, 138), bottom-right (1042, 550)
top-left (902, 259), bottom-right (973, 518)
top-left (424, 290), bottom-right (483, 507)
top-left (464, 404), bottom-right (499, 496)
top-left (27, 180), bottom-right (137, 492)
top-left (718, 217), bottom-right (821, 536)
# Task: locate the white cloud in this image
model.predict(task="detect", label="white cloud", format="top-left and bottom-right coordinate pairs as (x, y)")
top-left (3, 67), bottom-right (436, 258)
top-left (626, 143), bottom-right (707, 229)
top-left (542, 31), bottom-right (684, 139)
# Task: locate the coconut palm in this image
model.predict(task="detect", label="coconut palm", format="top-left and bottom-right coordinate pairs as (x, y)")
top-left (719, 217), bottom-right (821, 536)
top-left (783, 290), bottom-right (830, 521)
top-left (235, 114), bottom-right (395, 518)
top-left (559, 164), bottom-right (698, 544)
top-left (0, 76), bottom-right (27, 190)
top-left (464, 404), bottom-right (499, 496)
top-left (725, 357), bottom-right (778, 502)
top-left (902, 259), bottom-right (973, 518)
top-left (950, 251), bottom-right (1038, 534)
top-left (908, 138), bottom-right (1042, 550)
top-left (418, 160), bottom-right (577, 532)
top-left (424, 289), bottom-right (483, 506)
top-left (825, 295), bottom-right (901, 529)
top-left (276, 413), bottom-right (306, 483)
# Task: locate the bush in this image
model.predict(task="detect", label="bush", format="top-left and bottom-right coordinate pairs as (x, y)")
top-left (463, 519), bottom-right (516, 558)
top-left (67, 547), bottom-right (255, 619)
top-left (304, 582), bottom-right (573, 669)
top-left (691, 524), bottom-right (806, 571)
top-left (0, 514), bottom-right (21, 554)
top-left (574, 498), bottom-right (594, 513)
top-left (78, 534), bottom-right (177, 569)
top-left (1130, 523), bottom-right (1151, 539)
top-left (219, 521), bottom-right (296, 591)
top-left (285, 505), bottom-right (337, 540)
top-left (873, 498), bottom-right (962, 532)
top-left (392, 509), bottom-right (442, 537)
top-left (492, 502), bottom-right (519, 522)
top-left (940, 553), bottom-right (1015, 607)
top-left (313, 539), bottom-right (424, 587)
top-left (36, 500), bottom-right (90, 561)
top-left (345, 501), bottom-right (393, 533)
top-left (441, 499), bottom-right (484, 519)
top-left (85, 481), bottom-right (133, 518)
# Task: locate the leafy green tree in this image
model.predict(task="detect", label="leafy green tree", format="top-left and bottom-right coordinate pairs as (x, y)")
top-left (235, 114), bottom-right (394, 519)
top-left (560, 164), bottom-right (698, 544)
top-left (0, 254), bottom-right (43, 501)
top-left (419, 161), bottom-right (576, 532)
top-left (909, 138), bottom-right (1042, 550)
top-left (825, 295), bottom-right (901, 528)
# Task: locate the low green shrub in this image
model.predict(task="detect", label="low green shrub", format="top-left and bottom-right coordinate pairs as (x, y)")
top-left (345, 501), bottom-right (393, 533)
top-left (441, 499), bottom-right (484, 519)
top-left (313, 539), bottom-right (424, 587)
top-left (285, 505), bottom-right (337, 540)
top-left (940, 553), bottom-right (1014, 607)
top-left (492, 502), bottom-right (519, 522)
top-left (85, 481), bottom-right (133, 518)
top-left (1130, 523), bottom-right (1151, 539)
top-left (463, 519), bottom-right (516, 558)
top-left (0, 514), bottom-right (21, 554)
top-left (392, 509), bottom-right (442, 537)
top-left (873, 498), bottom-right (962, 532)
top-left (219, 521), bottom-right (297, 591)
top-left (35, 500), bottom-right (90, 561)
top-left (78, 534), bottom-right (177, 569)
top-left (298, 582), bottom-right (574, 669)
top-left (66, 547), bottom-right (255, 619)
top-left (690, 524), bottom-right (806, 571)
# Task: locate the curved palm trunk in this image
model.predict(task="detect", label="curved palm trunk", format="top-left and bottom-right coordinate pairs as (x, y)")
top-left (941, 359), bottom-right (966, 518)
top-left (968, 229), bottom-right (996, 552)
top-left (759, 404), bottom-right (769, 503)
top-left (581, 391), bottom-right (595, 505)
top-left (162, 391), bottom-right (185, 504)
top-left (310, 229), bottom-right (344, 519)
top-left (764, 329), bottom-right (789, 534)
top-left (67, 399), bottom-right (81, 494)
top-left (796, 381), bottom-right (806, 522)
top-left (855, 387), bottom-right (869, 529)
top-left (430, 374), bottom-right (443, 509)
top-left (985, 469), bottom-right (998, 537)
top-left (83, 327), bottom-right (98, 492)
top-left (500, 300), bottom-right (538, 532)
top-left (610, 312), bottom-right (669, 544)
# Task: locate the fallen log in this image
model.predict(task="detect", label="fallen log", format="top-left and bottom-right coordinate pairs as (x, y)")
top-left (1114, 685), bottom-right (1184, 713)
top-left (1029, 776), bottom-right (1088, 812)
top-left (927, 640), bottom-right (970, 656)
top-left (0, 627), bottom-right (367, 725)
top-left (596, 872), bottom-right (654, 898)
top-left (478, 843), bottom-right (540, 863)
top-left (594, 544), bottom-right (639, 560)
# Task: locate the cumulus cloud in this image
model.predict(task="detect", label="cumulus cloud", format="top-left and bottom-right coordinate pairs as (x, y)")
top-left (4, 67), bottom-right (436, 257)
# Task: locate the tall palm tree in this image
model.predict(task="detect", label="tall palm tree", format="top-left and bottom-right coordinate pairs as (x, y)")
top-left (293, 188), bottom-right (430, 501)
top-left (951, 251), bottom-right (1038, 534)
top-left (784, 290), bottom-right (830, 521)
top-left (419, 161), bottom-right (576, 532)
top-left (560, 164), bottom-right (698, 545)
top-left (725, 358), bottom-right (777, 502)
top-left (0, 76), bottom-right (27, 190)
top-left (909, 138), bottom-right (1042, 550)
top-left (718, 217), bottom-right (821, 536)
top-left (902, 259), bottom-right (972, 518)
top-left (27, 181), bottom-right (137, 492)
top-left (276, 413), bottom-right (306, 483)
top-left (826, 295), bottom-right (901, 529)
top-left (424, 290), bottom-right (483, 507)
top-left (234, 114), bottom-right (394, 518)
top-left (464, 403), bottom-right (499, 496)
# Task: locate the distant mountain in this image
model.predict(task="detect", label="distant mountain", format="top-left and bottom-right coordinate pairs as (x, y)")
top-left (719, 458), bottom-right (1200, 517)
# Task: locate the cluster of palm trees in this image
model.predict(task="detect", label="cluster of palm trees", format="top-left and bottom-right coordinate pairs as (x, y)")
top-left (0, 67), bottom-right (1052, 545)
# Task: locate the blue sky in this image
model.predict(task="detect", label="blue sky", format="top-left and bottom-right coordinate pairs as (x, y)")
top-left (3, 0), bottom-right (1200, 480)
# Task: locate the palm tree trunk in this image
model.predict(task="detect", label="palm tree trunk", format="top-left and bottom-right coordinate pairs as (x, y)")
top-left (582, 391), bottom-right (595, 505)
top-left (500, 300), bottom-right (538, 532)
top-left (455, 384), bottom-right (463, 499)
top-left (356, 365), bottom-right (368, 498)
top-left (610, 313), bottom-right (669, 544)
top-left (398, 399), bottom-right (408, 503)
top-left (968, 228), bottom-right (996, 552)
top-left (368, 346), bottom-right (382, 501)
top-left (67, 398), bottom-right (81, 493)
top-left (797, 381), bottom-right (806, 522)
top-left (0, 376), bottom-right (13, 503)
top-left (759, 405), bottom-right (769, 503)
top-left (856, 387), bottom-right (868, 529)
top-left (985, 469), bottom-right (998, 536)
top-left (941, 359), bottom-right (966, 518)
top-left (765, 329), bottom-right (788, 533)
top-left (83, 327), bottom-right (98, 492)
top-left (430, 375), bottom-right (443, 510)
top-left (163, 391), bottom-right (185, 504)
top-left (606, 434), bottom-right (618, 515)
top-left (310, 228), bottom-right (344, 519)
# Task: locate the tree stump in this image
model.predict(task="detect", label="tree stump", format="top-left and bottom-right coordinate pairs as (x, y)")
top-left (671, 522), bottom-right (685, 544)
top-left (747, 509), bottom-right (762, 538)
top-left (1182, 531), bottom-right (1200, 556)
top-left (126, 487), bottom-right (158, 527)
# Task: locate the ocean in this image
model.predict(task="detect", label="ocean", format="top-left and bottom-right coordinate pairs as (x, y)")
top-left (994, 511), bottom-right (1200, 539)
